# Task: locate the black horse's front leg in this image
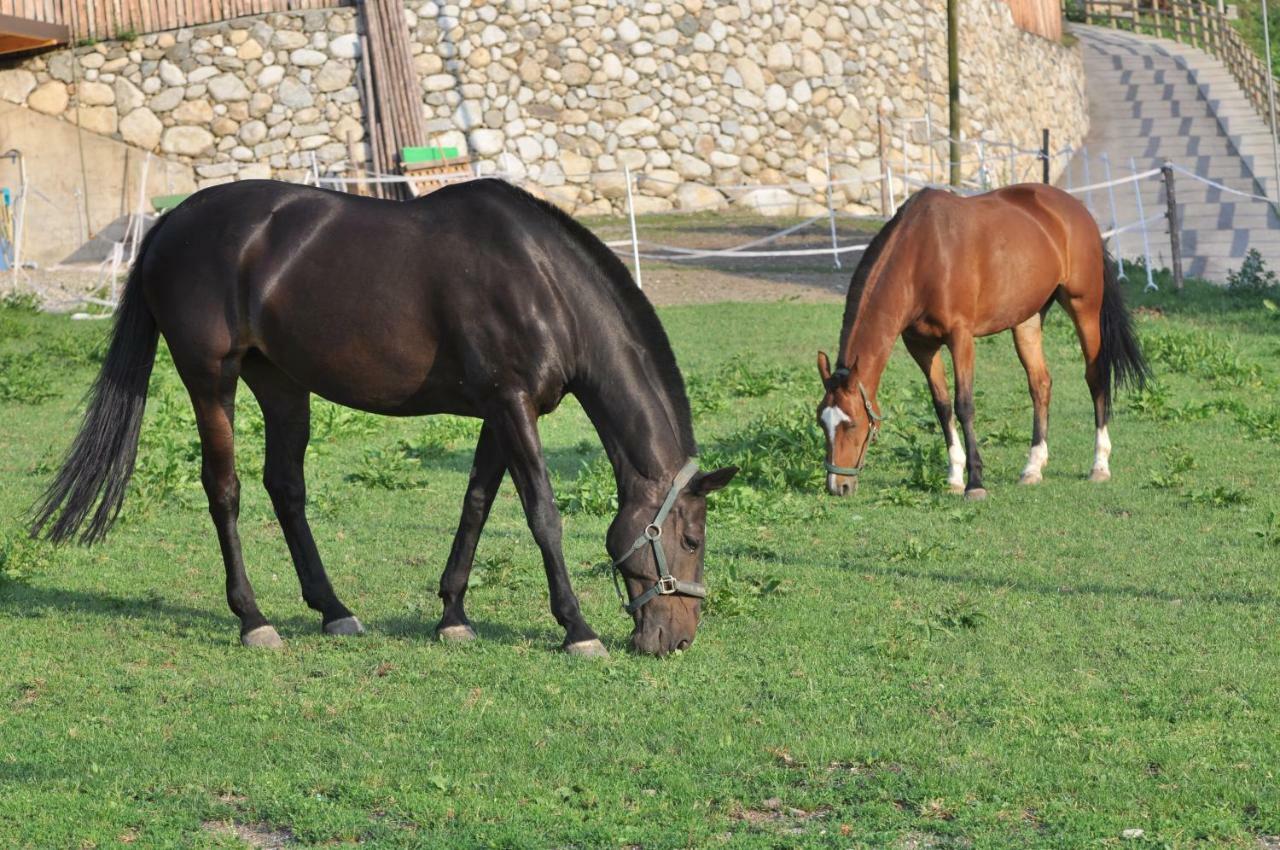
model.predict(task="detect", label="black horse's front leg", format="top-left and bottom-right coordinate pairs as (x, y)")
top-left (492, 393), bottom-right (606, 657)
top-left (436, 422), bottom-right (507, 642)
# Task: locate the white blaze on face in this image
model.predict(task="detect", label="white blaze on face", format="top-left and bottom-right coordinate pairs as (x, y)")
top-left (1021, 441), bottom-right (1049, 482)
top-left (822, 405), bottom-right (852, 491)
top-left (1093, 425), bottom-right (1112, 475)
top-left (947, 422), bottom-right (966, 489)
top-left (821, 405), bottom-right (850, 445)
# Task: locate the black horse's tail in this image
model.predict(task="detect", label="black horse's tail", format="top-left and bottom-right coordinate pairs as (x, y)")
top-left (30, 221), bottom-right (164, 545)
top-left (1096, 242), bottom-right (1151, 418)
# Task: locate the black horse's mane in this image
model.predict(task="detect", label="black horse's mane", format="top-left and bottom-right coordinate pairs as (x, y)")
top-left (495, 180), bottom-right (698, 456)
top-left (836, 192), bottom-right (922, 364)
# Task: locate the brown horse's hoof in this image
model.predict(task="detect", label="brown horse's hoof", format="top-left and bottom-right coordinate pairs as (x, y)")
top-left (1089, 467), bottom-right (1111, 483)
top-left (241, 625), bottom-right (284, 649)
top-left (323, 616), bottom-right (365, 636)
top-left (564, 639), bottom-right (609, 658)
top-left (947, 482), bottom-right (966, 495)
top-left (1019, 472), bottom-right (1043, 485)
top-left (964, 488), bottom-right (989, 501)
top-left (437, 624), bottom-right (478, 643)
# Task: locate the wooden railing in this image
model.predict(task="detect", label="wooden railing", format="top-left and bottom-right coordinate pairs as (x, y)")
top-left (1077, 0), bottom-right (1280, 129)
top-left (0, 0), bottom-right (343, 42)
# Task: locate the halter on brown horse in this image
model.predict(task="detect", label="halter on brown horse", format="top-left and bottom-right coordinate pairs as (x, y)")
top-left (817, 184), bottom-right (1149, 499)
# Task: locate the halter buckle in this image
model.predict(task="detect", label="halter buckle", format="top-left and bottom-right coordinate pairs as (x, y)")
top-left (657, 575), bottom-right (678, 595)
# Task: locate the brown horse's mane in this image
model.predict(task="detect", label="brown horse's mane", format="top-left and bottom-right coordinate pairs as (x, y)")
top-left (836, 192), bottom-right (923, 367)
top-left (491, 180), bottom-right (698, 456)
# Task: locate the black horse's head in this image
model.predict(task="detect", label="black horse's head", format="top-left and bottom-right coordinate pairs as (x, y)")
top-left (608, 465), bottom-right (737, 656)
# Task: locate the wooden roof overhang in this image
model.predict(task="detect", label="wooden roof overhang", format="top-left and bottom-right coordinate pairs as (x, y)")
top-left (0, 13), bottom-right (67, 57)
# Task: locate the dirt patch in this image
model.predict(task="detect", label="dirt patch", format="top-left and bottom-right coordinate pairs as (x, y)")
top-left (201, 819), bottom-right (294, 849)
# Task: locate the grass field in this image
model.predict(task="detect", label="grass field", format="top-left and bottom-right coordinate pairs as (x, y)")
top-left (2, 275), bottom-right (1279, 848)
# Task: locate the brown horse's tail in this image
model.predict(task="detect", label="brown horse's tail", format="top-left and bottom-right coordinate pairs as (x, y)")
top-left (30, 219), bottom-right (164, 545)
top-left (1096, 242), bottom-right (1151, 418)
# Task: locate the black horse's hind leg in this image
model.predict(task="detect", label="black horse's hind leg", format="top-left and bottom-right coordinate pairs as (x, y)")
top-left (436, 422), bottom-right (507, 642)
top-left (186, 360), bottom-right (279, 648)
top-left (492, 394), bottom-right (605, 656)
top-left (242, 356), bottom-right (360, 636)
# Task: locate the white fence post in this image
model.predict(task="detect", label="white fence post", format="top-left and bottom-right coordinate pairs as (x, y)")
top-left (1129, 156), bottom-right (1157, 291)
top-left (824, 142), bottom-right (842, 270)
top-left (1100, 151), bottom-right (1127, 281)
top-left (623, 163), bottom-right (643, 289)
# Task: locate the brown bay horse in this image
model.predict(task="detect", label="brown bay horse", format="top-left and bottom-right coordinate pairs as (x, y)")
top-left (32, 178), bottom-right (736, 657)
top-left (817, 184), bottom-right (1149, 499)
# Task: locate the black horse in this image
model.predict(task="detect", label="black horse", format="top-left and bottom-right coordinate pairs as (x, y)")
top-left (31, 179), bottom-right (736, 657)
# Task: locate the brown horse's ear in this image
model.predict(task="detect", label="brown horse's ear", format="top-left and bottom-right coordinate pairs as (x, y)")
top-left (817, 351), bottom-right (832, 382)
top-left (688, 466), bottom-right (738, 496)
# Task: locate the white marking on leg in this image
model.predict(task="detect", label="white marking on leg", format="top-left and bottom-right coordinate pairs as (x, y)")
top-left (947, 422), bottom-right (965, 492)
top-left (1021, 441), bottom-right (1049, 484)
top-left (1092, 425), bottom-right (1112, 479)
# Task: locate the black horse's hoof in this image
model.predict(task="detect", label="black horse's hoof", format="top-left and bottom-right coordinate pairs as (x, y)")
top-left (241, 625), bottom-right (284, 649)
top-left (436, 624), bottom-right (478, 643)
top-left (323, 616), bottom-right (365, 636)
top-left (563, 639), bottom-right (609, 658)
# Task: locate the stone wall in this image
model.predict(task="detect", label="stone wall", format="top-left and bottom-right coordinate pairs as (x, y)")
top-left (0, 0), bottom-right (1087, 221)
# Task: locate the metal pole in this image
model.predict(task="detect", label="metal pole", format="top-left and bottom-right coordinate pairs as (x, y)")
top-left (977, 140), bottom-right (988, 189)
top-left (1261, 0), bottom-right (1280, 209)
top-left (824, 142), bottom-right (842, 270)
top-left (1129, 156), bottom-right (1157, 291)
top-left (1161, 161), bottom-right (1185, 291)
top-left (623, 163), bottom-right (643, 289)
top-left (1081, 145), bottom-right (1095, 215)
top-left (1100, 151), bottom-right (1128, 280)
top-left (878, 110), bottom-right (891, 216)
top-left (948, 0), bottom-right (961, 186)
top-left (1041, 129), bottom-right (1051, 184)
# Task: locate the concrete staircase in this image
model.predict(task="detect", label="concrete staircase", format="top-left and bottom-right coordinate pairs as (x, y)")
top-left (1065, 25), bottom-right (1280, 282)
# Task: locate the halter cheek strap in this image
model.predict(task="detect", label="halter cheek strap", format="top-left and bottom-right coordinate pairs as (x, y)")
top-left (610, 459), bottom-right (707, 614)
top-left (823, 368), bottom-right (883, 477)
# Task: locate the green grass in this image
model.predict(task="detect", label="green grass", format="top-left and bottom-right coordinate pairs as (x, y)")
top-left (2, 279), bottom-right (1280, 848)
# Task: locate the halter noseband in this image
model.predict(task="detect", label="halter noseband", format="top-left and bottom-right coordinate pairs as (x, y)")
top-left (610, 459), bottom-right (707, 614)
top-left (823, 367), bottom-right (883, 477)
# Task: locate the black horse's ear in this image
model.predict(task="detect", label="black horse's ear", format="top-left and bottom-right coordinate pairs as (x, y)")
top-left (817, 351), bottom-right (832, 382)
top-left (689, 466), bottom-right (738, 496)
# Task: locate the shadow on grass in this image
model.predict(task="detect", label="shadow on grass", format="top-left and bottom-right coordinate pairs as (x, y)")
top-left (859, 562), bottom-right (1280, 607)
top-left (0, 582), bottom-right (567, 649)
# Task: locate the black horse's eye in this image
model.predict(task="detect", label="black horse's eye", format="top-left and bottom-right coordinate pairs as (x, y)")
top-left (682, 535), bottom-right (701, 552)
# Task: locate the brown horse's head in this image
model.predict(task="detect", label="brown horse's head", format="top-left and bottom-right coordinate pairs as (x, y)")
top-left (816, 351), bottom-right (880, 497)
top-left (609, 465), bottom-right (737, 656)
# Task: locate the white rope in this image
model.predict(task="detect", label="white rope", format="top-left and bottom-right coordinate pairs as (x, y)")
top-left (1065, 168), bottom-right (1162, 195)
top-left (1168, 163), bottom-right (1274, 203)
top-left (1100, 212), bottom-right (1164, 240)
top-left (604, 215), bottom-right (826, 255)
top-left (624, 242), bottom-right (869, 261)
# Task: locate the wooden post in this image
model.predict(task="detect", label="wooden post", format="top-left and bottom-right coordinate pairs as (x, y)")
top-left (877, 109), bottom-right (890, 217)
top-left (1041, 128), bottom-right (1050, 183)
top-left (1131, 0), bottom-right (1139, 30)
top-left (1161, 161), bottom-right (1184, 291)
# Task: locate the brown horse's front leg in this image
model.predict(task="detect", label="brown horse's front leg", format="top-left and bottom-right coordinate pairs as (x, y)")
top-left (436, 422), bottom-right (507, 642)
top-left (1012, 315), bottom-right (1053, 485)
top-left (949, 333), bottom-right (987, 500)
top-left (492, 394), bottom-right (606, 657)
top-left (905, 337), bottom-right (964, 494)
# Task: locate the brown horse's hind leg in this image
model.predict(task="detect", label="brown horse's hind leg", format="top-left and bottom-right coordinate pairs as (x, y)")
top-left (436, 421), bottom-right (507, 643)
top-left (1059, 290), bottom-right (1112, 481)
top-left (241, 356), bottom-right (361, 636)
top-left (183, 358), bottom-right (280, 648)
top-left (1012, 314), bottom-right (1052, 485)
top-left (948, 331), bottom-right (987, 499)
top-left (905, 338), bottom-right (964, 494)
top-left (492, 393), bottom-right (604, 656)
